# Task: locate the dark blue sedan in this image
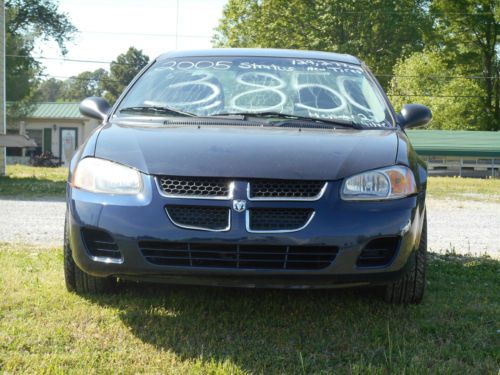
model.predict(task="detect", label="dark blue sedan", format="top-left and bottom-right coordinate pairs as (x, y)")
top-left (65, 49), bottom-right (431, 304)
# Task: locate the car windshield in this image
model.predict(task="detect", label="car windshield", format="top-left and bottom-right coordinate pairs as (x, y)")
top-left (116, 56), bottom-right (395, 127)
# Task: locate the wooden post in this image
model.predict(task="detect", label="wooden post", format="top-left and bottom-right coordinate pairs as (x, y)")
top-left (0, 0), bottom-right (6, 175)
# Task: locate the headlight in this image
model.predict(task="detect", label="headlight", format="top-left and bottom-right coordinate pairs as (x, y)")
top-left (341, 166), bottom-right (417, 201)
top-left (73, 158), bottom-right (142, 195)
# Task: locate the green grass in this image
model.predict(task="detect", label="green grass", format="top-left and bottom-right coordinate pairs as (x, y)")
top-left (0, 244), bottom-right (498, 374)
top-left (0, 165), bottom-right (67, 197)
top-left (427, 176), bottom-right (500, 203)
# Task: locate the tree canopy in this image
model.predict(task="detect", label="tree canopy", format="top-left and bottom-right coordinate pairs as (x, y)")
top-left (430, 0), bottom-right (499, 130)
top-left (214, 0), bottom-right (499, 130)
top-left (34, 78), bottom-right (64, 102)
top-left (5, 0), bottom-right (77, 117)
top-left (389, 50), bottom-right (486, 130)
top-left (33, 48), bottom-right (150, 104)
top-left (100, 47), bottom-right (150, 104)
top-left (35, 69), bottom-right (108, 102)
top-left (213, 0), bottom-right (433, 87)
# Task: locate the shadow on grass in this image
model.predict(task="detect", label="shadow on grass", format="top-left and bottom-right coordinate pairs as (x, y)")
top-left (84, 252), bottom-right (499, 373)
top-left (0, 175), bottom-right (66, 197)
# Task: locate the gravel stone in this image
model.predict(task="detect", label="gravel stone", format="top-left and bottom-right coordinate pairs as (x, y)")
top-left (426, 199), bottom-right (499, 257)
top-left (0, 198), bottom-right (65, 247)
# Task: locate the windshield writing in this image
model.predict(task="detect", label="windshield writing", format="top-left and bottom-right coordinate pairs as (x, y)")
top-left (117, 57), bottom-right (394, 127)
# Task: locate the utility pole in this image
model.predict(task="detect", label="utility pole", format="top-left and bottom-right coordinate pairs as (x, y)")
top-left (175, 0), bottom-right (179, 49)
top-left (0, 0), bottom-right (6, 176)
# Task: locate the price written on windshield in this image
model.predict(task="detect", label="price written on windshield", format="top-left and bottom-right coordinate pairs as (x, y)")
top-left (151, 59), bottom-right (383, 126)
top-left (156, 59), bottom-right (364, 75)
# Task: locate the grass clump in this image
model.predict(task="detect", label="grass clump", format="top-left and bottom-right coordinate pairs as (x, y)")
top-left (0, 243), bottom-right (498, 374)
top-left (0, 165), bottom-right (67, 197)
top-left (427, 176), bottom-right (500, 203)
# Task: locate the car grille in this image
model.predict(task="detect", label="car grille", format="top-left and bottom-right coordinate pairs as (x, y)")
top-left (139, 241), bottom-right (338, 270)
top-left (357, 237), bottom-right (400, 267)
top-left (166, 205), bottom-right (230, 231)
top-left (156, 176), bottom-right (326, 200)
top-left (248, 179), bottom-right (325, 200)
top-left (157, 176), bottom-right (232, 198)
top-left (81, 228), bottom-right (121, 260)
top-left (158, 177), bottom-right (324, 232)
top-left (248, 208), bottom-right (314, 232)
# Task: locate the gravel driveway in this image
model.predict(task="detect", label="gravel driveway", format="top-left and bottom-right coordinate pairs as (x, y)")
top-left (0, 197), bottom-right (499, 258)
top-left (0, 198), bottom-right (66, 247)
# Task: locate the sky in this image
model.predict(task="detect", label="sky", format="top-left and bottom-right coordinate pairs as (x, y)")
top-left (35, 0), bottom-right (228, 79)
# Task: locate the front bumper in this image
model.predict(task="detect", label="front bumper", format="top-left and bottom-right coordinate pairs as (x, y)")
top-left (67, 176), bottom-right (426, 289)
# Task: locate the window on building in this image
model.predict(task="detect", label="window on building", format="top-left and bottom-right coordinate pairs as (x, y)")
top-left (25, 129), bottom-right (43, 157)
top-left (6, 129), bottom-right (22, 156)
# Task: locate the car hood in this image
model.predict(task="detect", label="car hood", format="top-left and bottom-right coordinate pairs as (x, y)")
top-left (94, 122), bottom-right (398, 180)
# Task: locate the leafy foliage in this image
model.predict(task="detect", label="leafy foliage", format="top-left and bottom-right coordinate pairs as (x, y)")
top-left (61, 69), bottom-right (108, 101)
top-left (100, 47), bottom-right (150, 104)
top-left (214, 0), bottom-right (499, 130)
top-left (5, 0), bottom-right (76, 117)
top-left (33, 48), bottom-right (149, 105)
top-left (213, 0), bottom-right (433, 88)
top-left (6, 0), bottom-right (77, 52)
top-left (430, 0), bottom-right (499, 130)
top-left (389, 50), bottom-right (486, 130)
top-left (34, 78), bottom-right (65, 102)
top-left (36, 69), bottom-right (109, 102)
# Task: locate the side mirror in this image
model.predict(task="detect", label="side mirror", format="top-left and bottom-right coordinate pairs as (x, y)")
top-left (399, 104), bottom-right (432, 129)
top-left (79, 97), bottom-right (111, 121)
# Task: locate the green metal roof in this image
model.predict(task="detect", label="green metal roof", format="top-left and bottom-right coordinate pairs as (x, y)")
top-left (29, 102), bottom-right (83, 119)
top-left (16, 106), bottom-right (500, 157)
top-left (407, 130), bottom-right (500, 158)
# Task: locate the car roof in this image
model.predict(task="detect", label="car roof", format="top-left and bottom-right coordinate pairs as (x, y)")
top-left (157, 48), bottom-right (362, 65)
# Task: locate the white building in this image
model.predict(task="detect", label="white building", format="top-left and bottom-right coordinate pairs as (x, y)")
top-left (7, 102), bottom-right (99, 166)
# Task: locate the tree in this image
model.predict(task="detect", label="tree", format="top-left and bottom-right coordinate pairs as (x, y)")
top-left (33, 49), bottom-right (147, 104)
top-left (100, 47), bottom-right (150, 104)
top-left (34, 70), bottom-right (108, 103)
top-left (214, 0), bottom-right (498, 131)
top-left (61, 69), bottom-right (108, 101)
top-left (213, 0), bottom-right (434, 88)
top-left (389, 50), bottom-right (486, 130)
top-left (34, 78), bottom-right (65, 102)
top-left (5, 0), bottom-right (76, 117)
top-left (431, 0), bottom-right (499, 130)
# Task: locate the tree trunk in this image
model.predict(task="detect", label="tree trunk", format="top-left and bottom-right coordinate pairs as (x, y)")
top-left (495, 68), bottom-right (499, 130)
top-left (482, 20), bottom-right (494, 130)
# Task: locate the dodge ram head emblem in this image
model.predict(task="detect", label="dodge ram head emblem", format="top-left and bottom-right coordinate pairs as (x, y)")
top-left (232, 200), bottom-right (247, 212)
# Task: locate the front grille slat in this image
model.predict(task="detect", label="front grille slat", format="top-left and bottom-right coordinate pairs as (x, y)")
top-left (145, 248), bottom-right (236, 255)
top-left (249, 179), bottom-right (325, 200)
top-left (158, 176), bottom-right (232, 198)
top-left (81, 228), bottom-right (122, 261)
top-left (357, 237), bottom-right (400, 267)
top-left (140, 241), bottom-right (338, 270)
top-left (248, 208), bottom-right (314, 232)
top-left (166, 205), bottom-right (230, 231)
top-left (158, 177), bottom-right (324, 232)
top-left (238, 251), bottom-right (332, 256)
top-left (156, 176), bottom-right (326, 201)
top-left (92, 248), bottom-right (120, 254)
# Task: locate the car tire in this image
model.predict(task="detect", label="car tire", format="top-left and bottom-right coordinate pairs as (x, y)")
top-left (384, 214), bottom-right (427, 304)
top-left (64, 212), bottom-right (117, 294)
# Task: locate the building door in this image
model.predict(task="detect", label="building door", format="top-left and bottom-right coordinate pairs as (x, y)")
top-left (59, 128), bottom-right (78, 166)
top-left (43, 128), bottom-right (52, 153)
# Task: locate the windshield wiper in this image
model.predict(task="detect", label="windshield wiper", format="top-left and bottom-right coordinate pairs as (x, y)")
top-left (210, 111), bottom-right (363, 129)
top-left (120, 105), bottom-right (195, 117)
